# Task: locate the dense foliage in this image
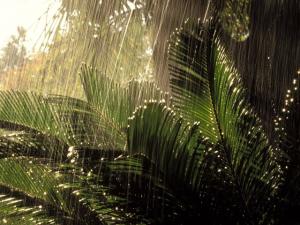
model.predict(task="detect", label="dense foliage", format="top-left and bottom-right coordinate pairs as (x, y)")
top-left (0, 1), bottom-right (299, 225)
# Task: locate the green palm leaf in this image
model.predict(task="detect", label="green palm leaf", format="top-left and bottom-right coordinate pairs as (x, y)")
top-left (46, 95), bottom-right (125, 149)
top-left (0, 91), bottom-right (73, 146)
top-left (79, 64), bottom-right (168, 149)
top-left (0, 194), bottom-right (58, 225)
top-left (126, 102), bottom-right (214, 222)
top-left (0, 64), bottom-right (167, 151)
top-left (0, 158), bottom-right (69, 213)
top-left (0, 157), bottom-right (148, 224)
top-left (168, 21), bottom-right (282, 223)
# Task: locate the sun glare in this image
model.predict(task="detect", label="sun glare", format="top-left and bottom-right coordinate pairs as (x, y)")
top-left (0, 0), bottom-right (59, 51)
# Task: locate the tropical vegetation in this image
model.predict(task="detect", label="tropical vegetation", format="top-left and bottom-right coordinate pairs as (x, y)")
top-left (0, 0), bottom-right (299, 225)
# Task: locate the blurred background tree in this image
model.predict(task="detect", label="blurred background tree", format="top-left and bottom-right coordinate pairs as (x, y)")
top-left (0, 26), bottom-right (27, 72)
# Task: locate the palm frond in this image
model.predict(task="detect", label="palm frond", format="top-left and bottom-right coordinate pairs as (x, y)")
top-left (0, 194), bottom-right (58, 225)
top-left (46, 95), bottom-right (125, 149)
top-left (125, 102), bottom-right (218, 222)
top-left (0, 131), bottom-right (35, 154)
top-left (0, 91), bottom-right (72, 146)
top-left (81, 64), bottom-right (168, 122)
top-left (0, 157), bottom-right (143, 224)
top-left (151, 21), bottom-right (281, 223)
top-left (53, 155), bottom-right (159, 224)
top-left (0, 157), bottom-right (69, 213)
top-left (78, 64), bottom-right (169, 149)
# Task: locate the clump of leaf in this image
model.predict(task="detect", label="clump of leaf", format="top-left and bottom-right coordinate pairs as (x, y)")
top-left (121, 21), bottom-right (282, 224)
